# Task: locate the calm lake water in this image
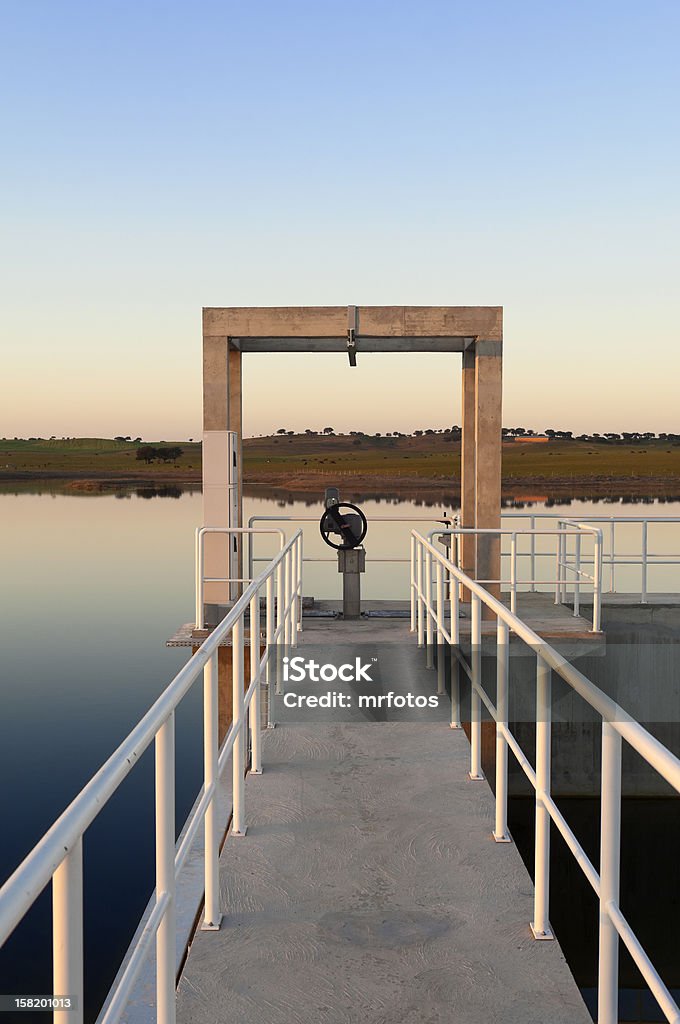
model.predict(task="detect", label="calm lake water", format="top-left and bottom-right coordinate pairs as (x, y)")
top-left (1, 487), bottom-right (679, 1020)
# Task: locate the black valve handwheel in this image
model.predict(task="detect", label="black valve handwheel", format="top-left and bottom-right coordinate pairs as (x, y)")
top-left (319, 503), bottom-right (368, 550)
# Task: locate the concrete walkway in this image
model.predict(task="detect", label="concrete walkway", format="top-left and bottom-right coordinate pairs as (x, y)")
top-left (176, 721), bottom-right (590, 1024)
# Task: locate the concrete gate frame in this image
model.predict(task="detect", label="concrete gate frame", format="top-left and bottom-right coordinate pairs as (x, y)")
top-left (201, 305), bottom-right (502, 615)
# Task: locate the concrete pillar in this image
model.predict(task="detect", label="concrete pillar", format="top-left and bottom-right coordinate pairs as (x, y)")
top-left (460, 348), bottom-right (476, 592)
top-left (474, 339), bottom-right (502, 608)
top-left (203, 336), bottom-right (230, 608)
top-left (228, 346), bottom-right (243, 591)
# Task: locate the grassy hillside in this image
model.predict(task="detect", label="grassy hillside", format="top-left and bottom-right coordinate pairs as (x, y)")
top-left (2, 434), bottom-right (680, 496)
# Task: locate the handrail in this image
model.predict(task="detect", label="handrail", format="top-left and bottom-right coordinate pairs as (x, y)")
top-left (246, 513), bottom-right (455, 582)
top-left (428, 524), bottom-right (603, 631)
top-left (195, 526), bottom-right (287, 629)
top-left (410, 529), bottom-right (680, 1024)
top-left (0, 530), bottom-right (303, 1024)
top-left (502, 513), bottom-right (680, 602)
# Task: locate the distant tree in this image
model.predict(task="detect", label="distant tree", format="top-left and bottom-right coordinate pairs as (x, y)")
top-left (323, 426), bottom-right (334, 434)
top-left (136, 446), bottom-right (157, 463)
top-left (114, 436), bottom-right (126, 442)
top-left (414, 430), bottom-right (423, 437)
top-left (276, 428), bottom-right (287, 434)
top-left (158, 446), bottom-right (183, 462)
top-left (134, 436), bottom-right (142, 442)
top-left (287, 430), bottom-right (294, 436)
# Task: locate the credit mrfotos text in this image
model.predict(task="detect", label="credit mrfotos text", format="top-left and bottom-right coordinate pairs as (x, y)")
top-left (280, 656), bottom-right (441, 710)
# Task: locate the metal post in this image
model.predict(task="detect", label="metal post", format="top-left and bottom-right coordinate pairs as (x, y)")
top-left (265, 572), bottom-right (275, 727)
top-left (573, 532), bottom-right (581, 618)
top-left (510, 533), bottom-right (518, 614)
top-left (289, 547), bottom-right (298, 647)
top-left (450, 562), bottom-right (461, 729)
top-left (641, 521), bottom-right (648, 604)
top-left (249, 592), bottom-right (262, 775)
top-left (530, 515), bottom-right (536, 592)
top-left (410, 535), bottom-right (416, 632)
top-left (283, 550), bottom-right (292, 649)
top-left (610, 521), bottom-right (616, 593)
top-left (195, 528), bottom-right (204, 630)
top-left (493, 620), bottom-right (511, 842)
top-left (554, 526), bottom-right (561, 606)
top-left (425, 549), bottom-right (434, 669)
top-left (416, 542), bottom-right (424, 648)
top-left (202, 652), bottom-right (221, 929)
top-left (532, 656), bottom-right (553, 939)
top-left (275, 558), bottom-right (284, 694)
top-left (598, 721), bottom-right (622, 1024)
top-left (436, 561), bottom-right (445, 695)
top-left (469, 594), bottom-right (484, 780)
top-left (155, 714), bottom-right (176, 1024)
top-left (52, 840), bottom-right (83, 1024)
top-left (593, 530), bottom-right (603, 633)
top-left (296, 534), bottom-right (303, 632)
top-left (232, 618), bottom-right (246, 836)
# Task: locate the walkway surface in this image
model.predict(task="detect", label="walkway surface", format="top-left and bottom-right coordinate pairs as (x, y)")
top-left (177, 717), bottom-right (590, 1023)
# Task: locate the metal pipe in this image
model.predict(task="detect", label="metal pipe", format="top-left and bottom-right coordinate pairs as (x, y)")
top-left (249, 593), bottom-right (262, 775)
top-left (232, 619), bottom-right (246, 836)
top-left (510, 533), bottom-right (517, 614)
top-left (530, 514), bottom-right (536, 592)
top-left (573, 533), bottom-right (581, 618)
top-left (425, 549), bottom-right (434, 668)
top-left (265, 573), bottom-right (274, 728)
top-left (493, 620), bottom-right (510, 842)
top-left (532, 657), bottom-right (552, 939)
top-left (598, 721), bottom-right (622, 1024)
top-left (469, 594), bottom-right (483, 780)
top-left (436, 561), bottom-right (445, 695)
top-left (641, 520), bottom-right (648, 604)
top-left (593, 530), bottom-right (603, 632)
top-left (409, 534), bottom-right (416, 632)
top-left (155, 714), bottom-right (176, 1024)
top-left (52, 839), bottom-right (83, 1024)
top-left (416, 542), bottom-right (424, 648)
top-left (202, 652), bottom-right (221, 930)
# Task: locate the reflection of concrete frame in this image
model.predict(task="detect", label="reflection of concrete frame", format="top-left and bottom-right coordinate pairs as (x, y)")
top-left (202, 305), bottom-right (502, 608)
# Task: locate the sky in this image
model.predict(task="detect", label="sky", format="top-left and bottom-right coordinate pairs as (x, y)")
top-left (1, 0), bottom-right (678, 440)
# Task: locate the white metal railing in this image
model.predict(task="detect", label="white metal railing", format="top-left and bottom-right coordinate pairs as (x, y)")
top-left (0, 531), bottom-right (303, 1024)
top-left (245, 514), bottom-right (456, 580)
top-left (503, 513), bottom-right (680, 603)
top-left (195, 526), bottom-right (290, 629)
top-left (410, 529), bottom-right (680, 1024)
top-left (428, 524), bottom-right (603, 631)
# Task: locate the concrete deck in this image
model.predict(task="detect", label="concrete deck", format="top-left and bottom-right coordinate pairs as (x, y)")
top-left (177, 719), bottom-right (590, 1023)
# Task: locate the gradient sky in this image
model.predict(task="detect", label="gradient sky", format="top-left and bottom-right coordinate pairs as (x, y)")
top-left (1, 0), bottom-right (678, 440)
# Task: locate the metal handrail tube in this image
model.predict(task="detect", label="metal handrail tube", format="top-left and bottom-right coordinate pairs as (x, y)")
top-left (607, 901), bottom-right (680, 1024)
top-left (413, 529), bottom-right (680, 1023)
top-left (411, 532), bottom-right (680, 796)
top-left (98, 892), bottom-right (170, 1024)
top-left (0, 532), bottom-right (301, 965)
top-left (196, 527), bottom-right (286, 630)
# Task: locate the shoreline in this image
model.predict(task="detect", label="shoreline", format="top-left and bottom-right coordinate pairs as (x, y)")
top-left (3, 469), bottom-right (680, 503)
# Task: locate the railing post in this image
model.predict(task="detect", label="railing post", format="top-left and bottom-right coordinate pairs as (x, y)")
top-left (265, 572), bottom-right (275, 727)
top-left (532, 655), bottom-right (553, 939)
top-left (530, 515), bottom-right (536, 592)
top-left (510, 533), bottom-right (518, 614)
top-left (155, 713), bottom-right (176, 1024)
top-left (593, 530), bottom-right (603, 633)
top-left (52, 840), bottom-right (84, 1024)
top-left (232, 618), bottom-right (246, 836)
top-left (573, 532), bottom-right (581, 618)
top-left (249, 591), bottom-right (262, 775)
top-left (296, 534), bottom-right (303, 632)
top-left (598, 721), bottom-right (622, 1024)
top-left (416, 541), bottom-right (424, 648)
top-left (554, 525), bottom-right (562, 606)
top-left (610, 521), bottom-right (616, 592)
top-left (202, 652), bottom-right (221, 930)
top-left (493, 620), bottom-right (511, 842)
top-left (425, 549), bottom-right (434, 668)
top-left (275, 557), bottom-right (284, 694)
top-left (284, 549), bottom-right (293, 648)
top-left (195, 528), bottom-right (204, 630)
top-left (410, 534), bottom-right (416, 633)
top-left (641, 521), bottom-right (648, 604)
top-left (436, 560), bottom-right (445, 695)
top-left (469, 593), bottom-right (484, 780)
top-left (450, 561), bottom-right (461, 729)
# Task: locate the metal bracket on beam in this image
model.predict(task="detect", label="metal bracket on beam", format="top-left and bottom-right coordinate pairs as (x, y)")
top-left (347, 305), bottom-right (357, 366)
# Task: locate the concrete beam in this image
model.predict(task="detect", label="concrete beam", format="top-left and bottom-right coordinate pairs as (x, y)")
top-left (203, 305), bottom-right (502, 342)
